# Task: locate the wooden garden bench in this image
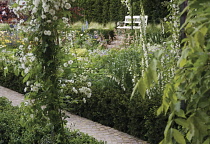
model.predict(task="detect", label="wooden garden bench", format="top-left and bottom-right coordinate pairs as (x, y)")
top-left (117, 15), bottom-right (148, 29)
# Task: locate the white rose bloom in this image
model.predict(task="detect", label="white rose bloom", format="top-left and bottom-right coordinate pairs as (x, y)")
top-left (43, 5), bottom-right (49, 12)
top-left (72, 87), bottom-right (78, 94)
top-left (63, 63), bottom-right (68, 67)
top-left (32, 7), bottom-right (38, 14)
top-left (33, 0), bottom-right (40, 7)
top-left (53, 16), bottom-right (58, 20)
top-left (47, 30), bottom-right (51, 36)
top-left (44, 30), bottom-right (51, 36)
top-left (24, 87), bottom-right (28, 92)
top-left (49, 9), bottom-right (55, 15)
top-left (41, 14), bottom-right (47, 19)
top-left (24, 67), bottom-right (30, 74)
top-left (87, 93), bottom-right (91, 98)
top-left (34, 37), bottom-right (39, 41)
top-left (65, 3), bottom-right (71, 9)
top-left (87, 82), bottom-right (91, 87)
top-left (54, 5), bottom-right (59, 10)
top-left (62, 17), bottom-right (69, 23)
top-left (44, 30), bottom-right (48, 35)
top-left (67, 60), bottom-right (73, 65)
top-left (31, 86), bottom-right (39, 92)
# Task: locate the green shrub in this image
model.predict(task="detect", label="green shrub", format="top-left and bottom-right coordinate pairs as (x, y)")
top-left (0, 97), bottom-right (104, 144)
top-left (64, 77), bottom-right (167, 144)
top-left (0, 70), bottom-right (25, 93)
top-left (0, 97), bottom-right (23, 144)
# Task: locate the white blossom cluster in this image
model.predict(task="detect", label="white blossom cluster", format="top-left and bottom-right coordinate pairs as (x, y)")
top-left (18, 45), bottom-right (36, 75)
top-left (24, 81), bottom-right (42, 92)
top-left (79, 87), bottom-right (91, 98)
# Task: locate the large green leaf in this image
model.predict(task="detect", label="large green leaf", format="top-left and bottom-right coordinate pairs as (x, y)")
top-left (172, 128), bottom-right (186, 144)
top-left (175, 118), bottom-right (189, 128)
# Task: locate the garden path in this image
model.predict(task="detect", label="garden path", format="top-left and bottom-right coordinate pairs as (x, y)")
top-left (0, 86), bottom-right (148, 144)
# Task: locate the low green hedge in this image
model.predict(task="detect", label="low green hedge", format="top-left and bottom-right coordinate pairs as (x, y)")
top-left (0, 70), bottom-right (167, 144)
top-left (0, 97), bottom-right (104, 144)
top-left (64, 78), bottom-right (168, 144)
top-left (0, 70), bottom-right (25, 94)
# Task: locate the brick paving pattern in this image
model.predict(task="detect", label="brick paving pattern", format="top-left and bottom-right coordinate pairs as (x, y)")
top-left (0, 86), bottom-right (148, 144)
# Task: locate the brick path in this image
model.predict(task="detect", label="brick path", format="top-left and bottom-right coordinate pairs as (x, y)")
top-left (0, 86), bottom-right (148, 144)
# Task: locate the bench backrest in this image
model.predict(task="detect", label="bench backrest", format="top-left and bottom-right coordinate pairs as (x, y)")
top-left (117, 15), bottom-right (148, 29)
top-left (124, 15), bottom-right (148, 24)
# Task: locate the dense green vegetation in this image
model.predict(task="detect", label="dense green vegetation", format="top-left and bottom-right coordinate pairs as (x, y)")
top-left (72, 0), bottom-right (170, 23)
top-left (0, 97), bottom-right (104, 144)
top-left (1, 0), bottom-right (210, 144)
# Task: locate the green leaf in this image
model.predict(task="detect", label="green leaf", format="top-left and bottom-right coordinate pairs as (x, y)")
top-left (172, 128), bottom-right (186, 144)
top-left (203, 138), bottom-right (210, 144)
top-left (177, 48), bottom-right (190, 67)
top-left (23, 73), bottom-right (30, 83)
top-left (175, 118), bottom-right (189, 128)
top-left (137, 78), bottom-right (146, 99)
top-left (131, 78), bottom-right (146, 99)
top-left (186, 131), bottom-right (193, 142)
top-left (149, 59), bottom-right (158, 83)
top-left (3, 66), bottom-right (8, 77)
top-left (157, 106), bottom-right (163, 116)
top-left (176, 109), bottom-right (186, 118)
top-left (179, 59), bottom-right (187, 68)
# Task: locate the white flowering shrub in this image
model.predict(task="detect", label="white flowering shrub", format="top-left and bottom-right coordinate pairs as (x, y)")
top-left (11, 0), bottom-right (86, 142)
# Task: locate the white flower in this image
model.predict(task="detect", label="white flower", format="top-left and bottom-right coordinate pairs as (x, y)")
top-left (67, 60), bottom-right (73, 65)
top-left (79, 87), bottom-right (91, 98)
top-left (49, 9), bottom-right (55, 15)
top-left (47, 20), bottom-right (51, 23)
top-left (72, 87), bottom-right (78, 94)
top-left (83, 98), bottom-right (86, 103)
top-left (24, 87), bottom-right (28, 92)
top-left (23, 38), bottom-right (28, 42)
top-left (87, 93), bottom-right (91, 98)
top-left (35, 83), bottom-right (41, 87)
top-left (28, 45), bottom-right (32, 50)
top-left (87, 82), bottom-right (91, 87)
top-left (34, 37), bottom-right (39, 41)
top-left (33, 0), bottom-right (40, 7)
top-left (19, 19), bottom-right (24, 24)
top-left (19, 45), bottom-right (24, 49)
top-left (64, 63), bottom-right (68, 67)
top-left (24, 67), bottom-right (30, 74)
top-left (43, 4), bottom-right (49, 13)
top-left (31, 86), bottom-right (39, 92)
top-left (62, 17), bottom-right (69, 23)
top-left (32, 7), bottom-right (38, 14)
top-left (65, 3), bottom-right (71, 9)
top-left (53, 16), bottom-right (58, 20)
top-left (41, 14), bottom-right (47, 19)
top-left (21, 63), bottom-right (25, 69)
top-left (26, 81), bottom-right (30, 86)
top-left (44, 30), bottom-right (51, 36)
top-left (54, 5), bottom-right (59, 10)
